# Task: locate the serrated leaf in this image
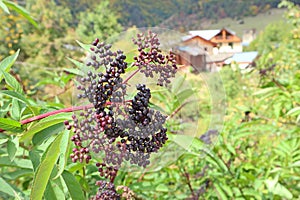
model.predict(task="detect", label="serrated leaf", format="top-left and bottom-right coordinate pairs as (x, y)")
top-left (30, 133), bottom-right (64, 200)
top-left (61, 171), bottom-right (85, 200)
top-left (0, 69), bottom-right (22, 92)
top-left (7, 136), bottom-right (19, 161)
top-left (0, 90), bottom-right (30, 105)
top-left (3, 0), bottom-right (38, 28)
top-left (0, 49), bottom-right (19, 82)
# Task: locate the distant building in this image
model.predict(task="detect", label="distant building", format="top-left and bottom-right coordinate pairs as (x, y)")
top-left (224, 51), bottom-right (258, 71)
top-left (175, 28), bottom-right (252, 72)
top-left (175, 46), bottom-right (207, 72)
top-left (182, 28), bottom-right (243, 55)
top-left (242, 29), bottom-right (257, 46)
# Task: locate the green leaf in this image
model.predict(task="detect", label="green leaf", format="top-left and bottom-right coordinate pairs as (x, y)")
top-left (220, 184), bottom-right (233, 197)
top-left (76, 40), bottom-right (92, 52)
top-left (0, 69), bottom-right (22, 92)
top-left (61, 171), bottom-right (85, 200)
top-left (29, 150), bottom-right (41, 172)
top-left (155, 183), bottom-right (169, 192)
top-left (273, 183), bottom-right (293, 199)
top-left (171, 73), bottom-right (186, 93)
top-left (44, 180), bottom-right (65, 200)
top-left (0, 117), bottom-right (21, 127)
top-left (0, 117), bottom-right (22, 132)
top-left (0, 176), bottom-right (19, 197)
top-left (30, 133), bottom-right (64, 200)
top-left (0, 49), bottom-right (19, 82)
top-left (253, 87), bottom-right (279, 97)
top-left (0, 0), bottom-right (10, 13)
top-left (3, 0), bottom-right (38, 28)
top-left (3, 169), bottom-right (32, 180)
top-left (169, 134), bottom-right (200, 150)
top-left (39, 112), bottom-right (72, 123)
top-left (20, 113), bottom-right (72, 142)
top-left (63, 67), bottom-right (85, 77)
top-left (203, 150), bottom-right (228, 172)
top-left (0, 90), bottom-right (30, 105)
top-left (66, 57), bottom-right (86, 71)
top-left (214, 183), bottom-right (228, 200)
top-left (32, 123), bottom-right (64, 146)
top-left (242, 188), bottom-right (262, 199)
top-left (53, 130), bottom-right (70, 179)
top-left (176, 88), bottom-right (195, 104)
top-left (11, 99), bottom-right (22, 121)
top-left (0, 156), bottom-right (32, 169)
top-left (7, 136), bottom-right (19, 161)
top-left (287, 107), bottom-right (300, 116)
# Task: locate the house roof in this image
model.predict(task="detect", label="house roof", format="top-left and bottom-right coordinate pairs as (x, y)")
top-left (224, 51), bottom-right (258, 64)
top-left (186, 28), bottom-right (237, 41)
top-left (188, 30), bottom-right (221, 40)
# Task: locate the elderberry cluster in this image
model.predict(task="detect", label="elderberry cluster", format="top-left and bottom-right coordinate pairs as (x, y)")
top-left (129, 84), bottom-right (151, 125)
top-left (67, 32), bottom-right (178, 199)
top-left (93, 180), bottom-right (120, 200)
top-left (132, 31), bottom-right (177, 86)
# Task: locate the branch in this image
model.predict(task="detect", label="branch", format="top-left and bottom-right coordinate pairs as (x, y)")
top-left (20, 104), bottom-right (94, 125)
top-left (167, 100), bottom-right (199, 120)
top-left (182, 166), bottom-right (196, 198)
top-left (123, 67), bottom-right (140, 85)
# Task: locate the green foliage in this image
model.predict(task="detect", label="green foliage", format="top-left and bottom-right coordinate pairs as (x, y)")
top-left (247, 21), bottom-right (292, 53)
top-left (1, 1), bottom-right (300, 199)
top-left (76, 0), bottom-right (122, 43)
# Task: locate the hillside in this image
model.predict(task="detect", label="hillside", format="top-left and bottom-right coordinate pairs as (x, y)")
top-left (111, 0), bottom-right (297, 29)
top-left (206, 8), bottom-right (286, 37)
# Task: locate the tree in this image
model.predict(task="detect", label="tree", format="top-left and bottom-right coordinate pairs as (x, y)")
top-left (76, 0), bottom-right (122, 43)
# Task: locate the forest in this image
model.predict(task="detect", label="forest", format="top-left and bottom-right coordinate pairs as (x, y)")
top-left (0, 0), bottom-right (300, 199)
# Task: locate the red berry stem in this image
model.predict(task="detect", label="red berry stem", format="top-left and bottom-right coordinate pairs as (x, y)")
top-left (122, 68), bottom-right (141, 84)
top-left (20, 104), bottom-right (94, 125)
top-left (20, 100), bottom-right (133, 125)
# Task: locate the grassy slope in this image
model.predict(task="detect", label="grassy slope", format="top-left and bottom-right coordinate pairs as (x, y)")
top-left (205, 8), bottom-right (286, 37)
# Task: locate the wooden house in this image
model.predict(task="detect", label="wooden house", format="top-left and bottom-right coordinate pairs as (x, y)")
top-left (183, 28), bottom-right (243, 55)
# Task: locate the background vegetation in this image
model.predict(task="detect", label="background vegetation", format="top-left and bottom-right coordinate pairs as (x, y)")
top-left (0, 0), bottom-right (300, 199)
